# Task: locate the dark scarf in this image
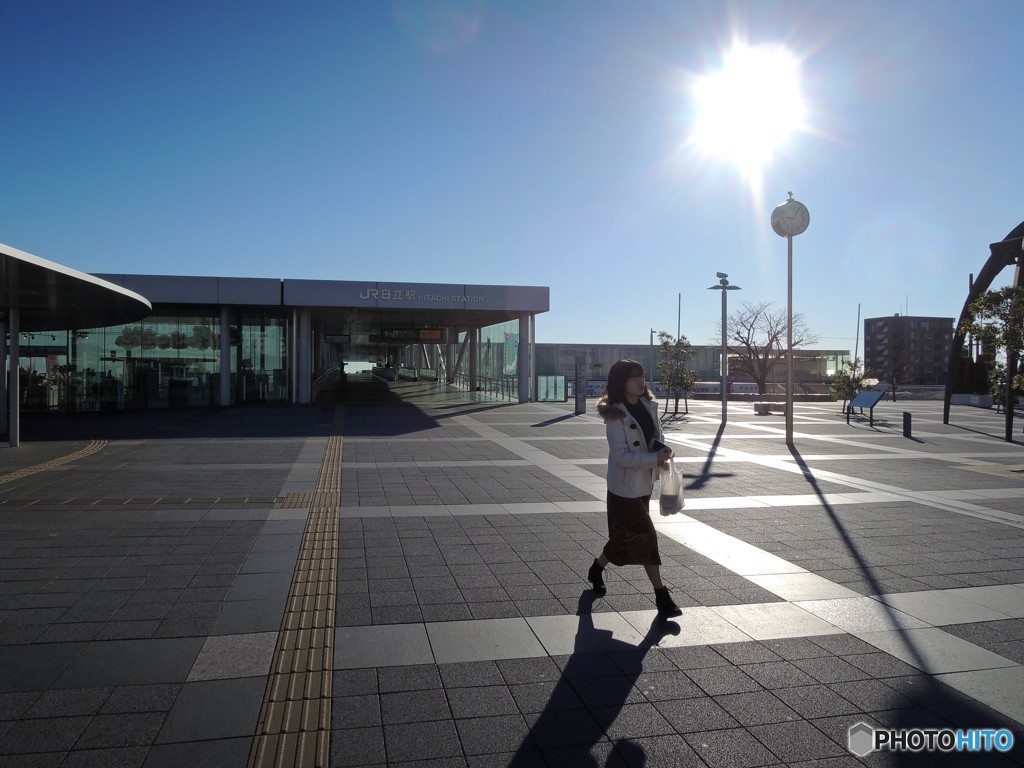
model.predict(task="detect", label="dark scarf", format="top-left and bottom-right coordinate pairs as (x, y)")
top-left (623, 399), bottom-right (654, 447)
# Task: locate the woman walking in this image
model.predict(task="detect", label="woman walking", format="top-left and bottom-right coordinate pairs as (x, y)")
top-left (588, 359), bottom-right (682, 618)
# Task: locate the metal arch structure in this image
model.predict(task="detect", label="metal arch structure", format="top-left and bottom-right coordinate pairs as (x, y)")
top-left (943, 221), bottom-right (1024, 440)
top-left (1, 241), bottom-right (152, 447)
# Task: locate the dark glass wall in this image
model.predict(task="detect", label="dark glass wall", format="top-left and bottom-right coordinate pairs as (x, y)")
top-left (10, 307), bottom-right (289, 412)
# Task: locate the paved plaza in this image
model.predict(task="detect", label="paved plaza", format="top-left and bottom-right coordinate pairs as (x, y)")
top-left (1, 377), bottom-right (1023, 767)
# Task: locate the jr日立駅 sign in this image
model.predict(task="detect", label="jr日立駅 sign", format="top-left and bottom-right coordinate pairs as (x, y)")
top-left (359, 287), bottom-right (484, 304)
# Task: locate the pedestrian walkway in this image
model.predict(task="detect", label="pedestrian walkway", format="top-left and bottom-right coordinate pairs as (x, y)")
top-left (1, 382), bottom-right (1023, 766)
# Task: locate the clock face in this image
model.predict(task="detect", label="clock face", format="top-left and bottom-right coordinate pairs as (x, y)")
top-left (771, 200), bottom-right (810, 237)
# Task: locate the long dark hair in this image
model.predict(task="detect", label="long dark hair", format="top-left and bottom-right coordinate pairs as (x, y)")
top-left (605, 359), bottom-right (654, 404)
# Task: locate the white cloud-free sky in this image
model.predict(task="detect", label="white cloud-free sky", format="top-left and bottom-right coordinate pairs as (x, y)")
top-left (2, 0), bottom-right (1021, 354)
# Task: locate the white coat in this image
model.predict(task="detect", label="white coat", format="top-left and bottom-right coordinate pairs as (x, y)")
top-left (599, 399), bottom-right (664, 499)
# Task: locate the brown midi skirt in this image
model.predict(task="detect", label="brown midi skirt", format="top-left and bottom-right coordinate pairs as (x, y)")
top-left (601, 491), bottom-right (662, 566)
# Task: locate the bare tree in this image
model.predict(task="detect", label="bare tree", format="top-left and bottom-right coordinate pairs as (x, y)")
top-left (721, 301), bottom-right (819, 395)
top-left (884, 362), bottom-right (912, 402)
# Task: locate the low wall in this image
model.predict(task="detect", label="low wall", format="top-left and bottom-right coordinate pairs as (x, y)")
top-left (950, 393), bottom-right (993, 408)
top-left (689, 393), bottom-right (833, 403)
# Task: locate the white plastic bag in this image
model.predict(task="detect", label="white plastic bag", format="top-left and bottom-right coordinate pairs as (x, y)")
top-left (659, 458), bottom-right (683, 514)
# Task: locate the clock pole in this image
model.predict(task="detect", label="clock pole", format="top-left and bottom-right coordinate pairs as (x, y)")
top-left (771, 192), bottom-right (810, 447)
top-left (786, 230), bottom-right (794, 445)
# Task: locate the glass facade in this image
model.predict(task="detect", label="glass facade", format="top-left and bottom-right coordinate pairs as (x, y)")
top-left (234, 310), bottom-right (290, 404)
top-left (388, 318), bottom-right (523, 400)
top-left (3, 274), bottom-right (547, 425)
top-left (10, 307), bottom-right (289, 412)
top-left (473, 319), bottom-right (521, 399)
top-left (8, 311), bottom-right (532, 411)
top-left (480, 320), bottom-right (520, 379)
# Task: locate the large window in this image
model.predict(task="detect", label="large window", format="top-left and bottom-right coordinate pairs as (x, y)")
top-left (11, 307), bottom-right (289, 412)
top-left (13, 331), bottom-right (69, 411)
top-left (450, 319), bottom-right (521, 399)
top-left (69, 311), bottom-right (222, 410)
top-left (235, 311), bottom-right (289, 404)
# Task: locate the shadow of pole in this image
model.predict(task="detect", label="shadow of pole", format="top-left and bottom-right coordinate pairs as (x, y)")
top-left (787, 444), bottom-right (1023, 757)
top-left (787, 445), bottom-right (939, 675)
top-left (948, 419), bottom-right (1024, 446)
top-left (508, 592), bottom-right (680, 766)
top-left (686, 421), bottom-right (730, 492)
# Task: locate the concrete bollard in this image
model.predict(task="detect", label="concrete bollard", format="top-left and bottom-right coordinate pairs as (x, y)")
top-left (903, 411), bottom-right (912, 438)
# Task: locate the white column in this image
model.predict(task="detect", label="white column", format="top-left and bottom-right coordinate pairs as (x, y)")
top-left (518, 313), bottom-right (531, 403)
top-left (297, 308), bottom-right (312, 403)
top-left (530, 314), bottom-right (536, 400)
top-left (0, 319), bottom-right (6, 435)
top-left (469, 329), bottom-right (479, 391)
top-left (219, 307), bottom-right (231, 406)
top-left (290, 309), bottom-right (298, 403)
top-left (452, 332), bottom-right (469, 386)
top-left (445, 332), bottom-right (456, 383)
top-left (8, 308), bottom-right (19, 447)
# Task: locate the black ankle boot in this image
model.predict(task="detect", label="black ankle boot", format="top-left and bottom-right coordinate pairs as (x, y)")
top-left (588, 559), bottom-right (606, 594)
top-left (654, 587), bottom-right (681, 618)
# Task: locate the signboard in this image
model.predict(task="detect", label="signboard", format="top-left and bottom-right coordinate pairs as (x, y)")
top-left (849, 389), bottom-right (886, 409)
top-left (370, 329), bottom-right (444, 344)
top-left (345, 283), bottom-right (547, 311)
top-left (847, 388), bottom-right (887, 426)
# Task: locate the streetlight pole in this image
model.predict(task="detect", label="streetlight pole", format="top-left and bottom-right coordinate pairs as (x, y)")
top-left (708, 273), bottom-right (740, 422)
top-left (771, 192), bottom-right (810, 447)
top-left (649, 328), bottom-right (656, 390)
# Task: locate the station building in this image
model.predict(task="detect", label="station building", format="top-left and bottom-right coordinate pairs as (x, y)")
top-left (6, 267), bottom-right (549, 414)
top-left (3, 242), bottom-right (851, 423)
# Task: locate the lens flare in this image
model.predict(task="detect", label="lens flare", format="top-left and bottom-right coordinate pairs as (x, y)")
top-left (691, 42), bottom-right (808, 184)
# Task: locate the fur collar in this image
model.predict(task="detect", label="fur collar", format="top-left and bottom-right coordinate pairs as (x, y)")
top-left (597, 397), bottom-right (652, 422)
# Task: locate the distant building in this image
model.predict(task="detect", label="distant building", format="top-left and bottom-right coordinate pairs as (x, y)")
top-left (534, 343), bottom-right (718, 385)
top-left (863, 314), bottom-right (953, 386)
top-left (535, 343), bottom-right (850, 393)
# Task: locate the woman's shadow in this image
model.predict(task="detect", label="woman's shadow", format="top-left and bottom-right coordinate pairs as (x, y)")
top-left (509, 591), bottom-right (681, 766)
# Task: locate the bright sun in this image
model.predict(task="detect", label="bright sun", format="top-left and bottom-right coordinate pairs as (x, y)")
top-left (691, 42), bottom-right (807, 183)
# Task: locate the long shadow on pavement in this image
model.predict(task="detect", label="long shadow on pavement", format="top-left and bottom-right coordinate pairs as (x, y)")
top-left (684, 420), bottom-right (732, 492)
top-left (788, 445), bottom-right (1024, 764)
top-left (508, 592), bottom-right (680, 766)
top-left (15, 404), bottom-right (335, 441)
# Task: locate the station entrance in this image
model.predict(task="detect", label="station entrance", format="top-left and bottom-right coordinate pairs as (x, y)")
top-left (8, 276), bottom-right (550, 413)
top-left (307, 304), bottom-right (535, 404)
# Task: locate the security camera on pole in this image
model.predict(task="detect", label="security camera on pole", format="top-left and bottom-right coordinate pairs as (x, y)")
top-left (771, 192), bottom-right (810, 446)
top-left (707, 272), bottom-right (740, 422)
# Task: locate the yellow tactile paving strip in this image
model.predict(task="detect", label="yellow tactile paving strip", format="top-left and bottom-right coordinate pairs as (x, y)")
top-left (248, 413), bottom-right (343, 768)
top-left (0, 439), bottom-right (107, 485)
top-left (279, 492), bottom-right (340, 509)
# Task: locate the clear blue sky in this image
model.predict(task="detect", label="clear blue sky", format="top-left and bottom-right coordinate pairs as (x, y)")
top-left (2, 1), bottom-right (1022, 355)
